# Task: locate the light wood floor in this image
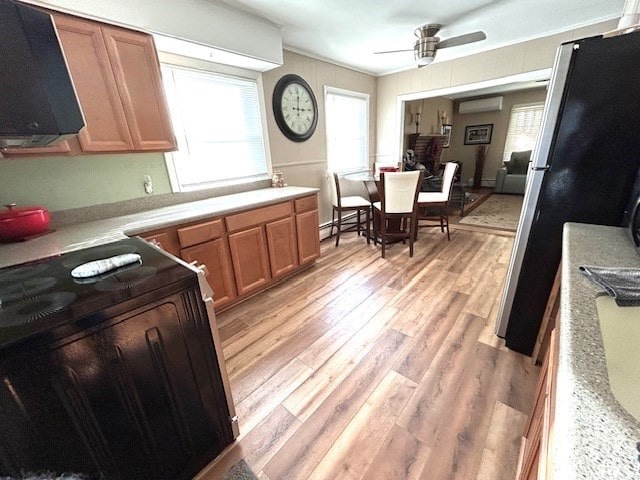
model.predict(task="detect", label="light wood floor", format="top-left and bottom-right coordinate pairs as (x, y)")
top-left (197, 223), bottom-right (539, 480)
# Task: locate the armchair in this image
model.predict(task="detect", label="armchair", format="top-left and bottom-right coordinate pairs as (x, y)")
top-left (495, 150), bottom-right (531, 194)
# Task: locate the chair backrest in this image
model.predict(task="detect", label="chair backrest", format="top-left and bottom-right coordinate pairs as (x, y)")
top-left (441, 162), bottom-right (459, 199)
top-left (328, 172), bottom-right (341, 207)
top-left (381, 171), bottom-right (422, 213)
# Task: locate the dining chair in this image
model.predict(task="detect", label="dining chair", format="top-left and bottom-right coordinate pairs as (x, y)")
top-left (372, 170), bottom-right (423, 258)
top-left (329, 172), bottom-right (370, 246)
top-left (415, 161), bottom-right (459, 241)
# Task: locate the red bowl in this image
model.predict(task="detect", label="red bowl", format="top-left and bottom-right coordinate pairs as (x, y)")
top-left (0, 203), bottom-right (51, 240)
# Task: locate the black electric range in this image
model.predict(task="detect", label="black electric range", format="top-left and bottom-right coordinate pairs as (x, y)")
top-left (0, 237), bottom-right (193, 351)
top-left (0, 237), bottom-right (237, 479)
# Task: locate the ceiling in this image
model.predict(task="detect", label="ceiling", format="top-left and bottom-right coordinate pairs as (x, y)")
top-left (216, 0), bottom-right (624, 76)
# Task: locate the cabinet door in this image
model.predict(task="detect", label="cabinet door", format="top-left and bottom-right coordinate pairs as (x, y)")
top-left (296, 209), bottom-right (320, 264)
top-left (517, 336), bottom-right (551, 480)
top-left (181, 239), bottom-right (237, 310)
top-left (228, 227), bottom-right (270, 296)
top-left (142, 230), bottom-right (181, 258)
top-left (265, 217), bottom-right (298, 278)
top-left (53, 14), bottom-right (135, 152)
top-left (102, 25), bottom-right (176, 151)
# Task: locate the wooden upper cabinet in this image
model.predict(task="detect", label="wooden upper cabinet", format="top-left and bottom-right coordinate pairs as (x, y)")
top-left (53, 14), bottom-right (134, 152)
top-left (2, 12), bottom-right (175, 157)
top-left (101, 25), bottom-right (176, 151)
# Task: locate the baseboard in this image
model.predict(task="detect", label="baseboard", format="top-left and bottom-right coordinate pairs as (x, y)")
top-left (319, 212), bottom-right (359, 240)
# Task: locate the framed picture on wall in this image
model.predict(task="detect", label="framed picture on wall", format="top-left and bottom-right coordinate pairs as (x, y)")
top-left (442, 124), bottom-right (452, 148)
top-left (464, 124), bottom-right (493, 145)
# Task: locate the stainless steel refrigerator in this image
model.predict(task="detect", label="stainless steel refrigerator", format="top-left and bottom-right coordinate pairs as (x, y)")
top-left (495, 29), bottom-right (640, 355)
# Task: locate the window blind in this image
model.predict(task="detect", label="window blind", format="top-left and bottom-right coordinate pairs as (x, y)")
top-left (325, 88), bottom-right (369, 173)
top-left (162, 65), bottom-right (268, 191)
top-left (502, 103), bottom-right (545, 164)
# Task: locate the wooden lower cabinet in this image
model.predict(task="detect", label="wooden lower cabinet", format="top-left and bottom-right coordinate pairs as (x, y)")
top-left (228, 227), bottom-right (271, 296)
top-left (266, 217), bottom-right (299, 278)
top-left (142, 230), bottom-right (181, 258)
top-left (296, 209), bottom-right (321, 264)
top-left (181, 239), bottom-right (236, 310)
top-left (140, 194), bottom-right (320, 311)
top-left (517, 328), bottom-right (558, 479)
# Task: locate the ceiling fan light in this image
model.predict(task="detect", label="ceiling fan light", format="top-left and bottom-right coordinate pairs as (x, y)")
top-left (417, 56), bottom-right (434, 66)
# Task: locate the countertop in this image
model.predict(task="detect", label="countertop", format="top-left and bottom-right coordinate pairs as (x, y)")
top-left (0, 186), bottom-right (318, 269)
top-left (558, 223), bottom-right (640, 478)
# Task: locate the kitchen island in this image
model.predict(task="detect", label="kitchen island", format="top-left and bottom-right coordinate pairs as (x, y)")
top-left (556, 223), bottom-right (640, 478)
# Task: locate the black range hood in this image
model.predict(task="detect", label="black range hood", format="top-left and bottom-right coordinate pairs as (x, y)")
top-left (0, 0), bottom-right (84, 148)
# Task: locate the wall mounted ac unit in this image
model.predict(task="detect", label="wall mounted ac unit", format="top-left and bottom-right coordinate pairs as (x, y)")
top-left (458, 96), bottom-right (503, 114)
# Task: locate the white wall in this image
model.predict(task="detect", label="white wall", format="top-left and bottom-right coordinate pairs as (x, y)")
top-left (376, 20), bottom-right (618, 170)
top-left (22, 0), bottom-right (283, 66)
top-left (449, 89), bottom-right (547, 184)
top-left (262, 50), bottom-right (377, 226)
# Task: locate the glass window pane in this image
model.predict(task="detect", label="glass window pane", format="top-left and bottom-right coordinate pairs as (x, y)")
top-left (326, 89), bottom-right (368, 173)
top-left (162, 65), bottom-right (268, 191)
top-left (502, 103), bottom-right (545, 163)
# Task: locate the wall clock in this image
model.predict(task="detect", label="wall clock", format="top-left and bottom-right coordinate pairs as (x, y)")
top-left (272, 74), bottom-right (318, 142)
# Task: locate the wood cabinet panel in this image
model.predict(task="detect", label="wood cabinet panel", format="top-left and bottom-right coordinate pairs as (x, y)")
top-left (53, 14), bottom-right (134, 152)
top-left (296, 209), bottom-right (320, 265)
top-left (226, 201), bottom-right (293, 232)
top-left (177, 219), bottom-right (224, 248)
top-left (181, 239), bottom-right (236, 310)
top-left (141, 229), bottom-right (181, 258)
top-left (102, 25), bottom-right (176, 151)
top-left (266, 217), bottom-right (298, 278)
top-left (294, 195), bottom-right (318, 213)
top-left (228, 227), bottom-right (271, 296)
top-left (517, 328), bottom-right (558, 480)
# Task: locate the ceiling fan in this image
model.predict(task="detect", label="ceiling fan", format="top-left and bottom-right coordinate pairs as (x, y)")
top-left (375, 24), bottom-right (486, 67)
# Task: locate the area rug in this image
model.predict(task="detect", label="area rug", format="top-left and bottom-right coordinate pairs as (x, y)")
top-left (458, 194), bottom-right (524, 230)
top-left (224, 460), bottom-right (259, 480)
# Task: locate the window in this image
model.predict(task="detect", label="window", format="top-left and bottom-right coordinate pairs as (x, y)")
top-left (325, 87), bottom-right (369, 173)
top-left (502, 103), bottom-right (545, 163)
top-left (161, 65), bottom-right (268, 191)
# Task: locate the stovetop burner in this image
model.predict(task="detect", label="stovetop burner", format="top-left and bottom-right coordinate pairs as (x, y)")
top-left (0, 264), bottom-right (51, 283)
top-left (0, 277), bottom-right (58, 304)
top-left (94, 266), bottom-right (158, 291)
top-left (0, 237), bottom-right (194, 349)
top-left (0, 291), bottom-right (77, 327)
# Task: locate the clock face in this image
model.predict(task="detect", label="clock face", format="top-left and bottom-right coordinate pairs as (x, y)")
top-left (273, 74), bottom-right (318, 142)
top-left (281, 82), bottom-right (315, 135)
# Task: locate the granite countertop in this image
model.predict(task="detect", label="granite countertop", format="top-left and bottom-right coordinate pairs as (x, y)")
top-left (0, 186), bottom-right (318, 269)
top-left (557, 223), bottom-right (640, 479)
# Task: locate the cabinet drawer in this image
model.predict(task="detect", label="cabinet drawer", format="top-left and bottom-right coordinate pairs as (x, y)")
top-left (225, 202), bottom-right (293, 232)
top-left (178, 219), bottom-right (224, 248)
top-left (294, 195), bottom-right (318, 213)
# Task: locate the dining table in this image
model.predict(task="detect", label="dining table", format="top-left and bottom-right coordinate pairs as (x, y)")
top-left (343, 170), bottom-right (380, 203)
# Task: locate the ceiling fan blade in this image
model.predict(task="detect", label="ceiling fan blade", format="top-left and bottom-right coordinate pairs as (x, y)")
top-left (374, 49), bottom-right (413, 54)
top-left (436, 31), bottom-right (486, 49)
